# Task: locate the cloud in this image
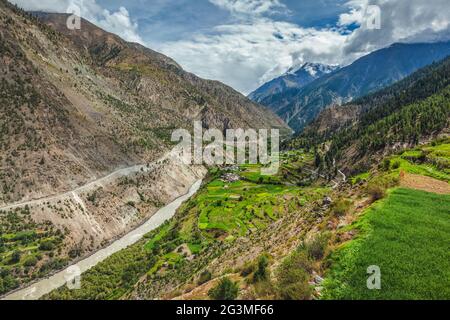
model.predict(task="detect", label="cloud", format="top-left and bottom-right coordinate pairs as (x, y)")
top-left (208, 0), bottom-right (287, 16)
top-left (159, 19), bottom-right (348, 94)
top-left (8, 0), bottom-right (450, 94)
top-left (339, 0), bottom-right (450, 61)
top-left (157, 0), bottom-right (348, 94)
top-left (9, 0), bottom-right (144, 44)
top-left (160, 0), bottom-right (450, 94)
top-left (338, 0), bottom-right (368, 26)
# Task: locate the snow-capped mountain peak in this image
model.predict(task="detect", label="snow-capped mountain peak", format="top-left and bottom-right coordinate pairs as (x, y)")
top-left (286, 62), bottom-right (339, 76)
top-left (248, 62), bottom-right (340, 104)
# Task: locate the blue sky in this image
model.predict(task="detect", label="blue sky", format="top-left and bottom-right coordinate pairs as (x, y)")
top-left (11, 0), bottom-right (450, 94)
top-left (96, 0), bottom-right (349, 44)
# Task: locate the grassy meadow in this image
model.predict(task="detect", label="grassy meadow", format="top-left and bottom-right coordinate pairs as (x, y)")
top-left (322, 188), bottom-right (450, 300)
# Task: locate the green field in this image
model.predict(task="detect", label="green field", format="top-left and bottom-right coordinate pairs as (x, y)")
top-left (0, 207), bottom-right (67, 295)
top-left (197, 179), bottom-right (316, 238)
top-left (194, 153), bottom-right (323, 239)
top-left (322, 188), bottom-right (450, 300)
top-left (390, 139), bottom-right (450, 182)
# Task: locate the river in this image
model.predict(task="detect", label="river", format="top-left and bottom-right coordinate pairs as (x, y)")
top-left (3, 179), bottom-right (203, 300)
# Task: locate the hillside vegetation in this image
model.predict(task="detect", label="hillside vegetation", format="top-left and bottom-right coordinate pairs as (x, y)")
top-left (44, 151), bottom-right (333, 299)
top-left (322, 188), bottom-right (450, 300)
top-left (259, 42), bottom-right (450, 132)
top-left (42, 139), bottom-right (450, 300)
top-left (320, 138), bottom-right (450, 300)
top-left (41, 130), bottom-right (450, 301)
top-left (292, 56), bottom-right (450, 174)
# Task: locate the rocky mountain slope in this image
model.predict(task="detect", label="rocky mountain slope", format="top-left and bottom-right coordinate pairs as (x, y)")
top-left (0, 3), bottom-right (288, 206)
top-left (260, 42), bottom-right (450, 132)
top-left (248, 63), bottom-right (338, 106)
top-left (0, 0), bottom-right (287, 294)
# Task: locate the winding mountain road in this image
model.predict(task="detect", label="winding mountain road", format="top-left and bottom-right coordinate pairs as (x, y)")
top-left (0, 153), bottom-right (170, 213)
top-left (2, 179), bottom-right (203, 300)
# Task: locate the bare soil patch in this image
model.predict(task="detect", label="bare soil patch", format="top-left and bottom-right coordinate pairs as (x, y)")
top-left (400, 173), bottom-right (450, 195)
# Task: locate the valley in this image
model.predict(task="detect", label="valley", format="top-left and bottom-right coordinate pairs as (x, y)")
top-left (0, 0), bottom-right (283, 297)
top-left (4, 178), bottom-right (204, 300)
top-left (0, 147), bottom-right (206, 297)
top-left (40, 139), bottom-right (450, 300)
top-left (0, 0), bottom-right (449, 302)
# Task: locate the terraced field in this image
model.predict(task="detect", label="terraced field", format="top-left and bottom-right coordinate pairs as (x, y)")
top-left (322, 188), bottom-right (450, 300)
top-left (0, 207), bottom-right (67, 295)
top-left (323, 139), bottom-right (450, 300)
top-left (198, 180), bottom-right (303, 240)
top-left (392, 140), bottom-right (450, 181)
top-left (351, 138), bottom-right (450, 184)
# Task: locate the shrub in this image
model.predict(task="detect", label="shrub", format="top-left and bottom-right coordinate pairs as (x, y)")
top-left (87, 192), bottom-right (96, 203)
top-left (381, 159), bottom-right (391, 171)
top-left (39, 239), bottom-right (55, 251)
top-left (331, 199), bottom-right (352, 217)
top-left (305, 233), bottom-right (330, 261)
top-left (23, 255), bottom-right (38, 267)
top-left (10, 250), bottom-right (22, 264)
top-left (391, 161), bottom-right (401, 170)
top-left (239, 262), bottom-right (255, 277)
top-left (417, 151), bottom-right (428, 164)
top-left (253, 255), bottom-right (269, 283)
top-left (197, 270), bottom-right (212, 285)
top-left (276, 252), bottom-right (312, 300)
top-left (208, 277), bottom-right (239, 300)
top-left (253, 279), bottom-right (274, 298)
top-left (367, 183), bottom-right (386, 202)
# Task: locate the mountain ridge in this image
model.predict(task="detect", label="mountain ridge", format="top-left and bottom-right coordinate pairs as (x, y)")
top-left (291, 55), bottom-right (450, 173)
top-left (248, 62), bottom-right (338, 106)
top-left (257, 41), bottom-right (450, 132)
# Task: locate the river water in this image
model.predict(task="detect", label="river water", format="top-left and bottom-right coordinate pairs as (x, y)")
top-left (3, 179), bottom-right (203, 300)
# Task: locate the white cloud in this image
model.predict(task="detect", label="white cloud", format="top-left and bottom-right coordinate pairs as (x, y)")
top-left (157, 1), bottom-right (349, 94)
top-left (339, 0), bottom-right (450, 61)
top-left (160, 0), bottom-right (450, 94)
top-left (9, 0), bottom-right (144, 44)
top-left (208, 0), bottom-right (287, 16)
top-left (338, 0), bottom-right (368, 26)
top-left (159, 19), bottom-right (348, 94)
top-left (9, 0), bottom-right (450, 94)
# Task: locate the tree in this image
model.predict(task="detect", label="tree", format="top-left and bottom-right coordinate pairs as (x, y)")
top-left (121, 266), bottom-right (135, 285)
top-left (10, 250), bottom-right (21, 264)
top-left (197, 270), bottom-right (212, 285)
top-left (208, 277), bottom-right (239, 300)
top-left (253, 255), bottom-right (269, 283)
top-left (276, 252), bottom-right (312, 300)
top-left (314, 152), bottom-right (322, 168)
